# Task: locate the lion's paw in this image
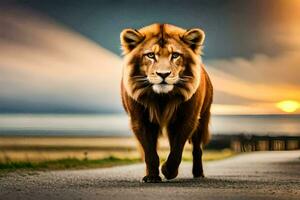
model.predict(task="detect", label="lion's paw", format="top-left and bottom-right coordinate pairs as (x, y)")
top-left (193, 166), bottom-right (205, 178)
top-left (161, 162), bottom-right (178, 180)
top-left (142, 175), bottom-right (162, 183)
top-left (193, 173), bottom-right (205, 178)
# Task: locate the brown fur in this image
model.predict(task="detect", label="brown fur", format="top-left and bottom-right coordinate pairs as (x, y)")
top-left (120, 24), bottom-right (213, 182)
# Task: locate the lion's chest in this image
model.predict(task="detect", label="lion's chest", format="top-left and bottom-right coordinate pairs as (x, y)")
top-left (147, 102), bottom-right (178, 133)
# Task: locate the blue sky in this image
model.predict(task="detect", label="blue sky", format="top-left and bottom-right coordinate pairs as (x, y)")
top-left (20, 0), bottom-right (283, 59)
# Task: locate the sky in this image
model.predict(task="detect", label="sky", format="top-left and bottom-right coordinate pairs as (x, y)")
top-left (0, 0), bottom-right (300, 114)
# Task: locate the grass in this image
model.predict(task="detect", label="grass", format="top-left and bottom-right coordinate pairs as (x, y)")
top-left (183, 149), bottom-right (236, 162)
top-left (0, 150), bottom-right (236, 173)
top-left (0, 136), bottom-right (237, 173)
top-left (0, 156), bottom-right (141, 173)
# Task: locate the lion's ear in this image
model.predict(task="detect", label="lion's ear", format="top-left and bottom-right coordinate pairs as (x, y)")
top-left (120, 28), bottom-right (144, 54)
top-left (181, 28), bottom-right (205, 54)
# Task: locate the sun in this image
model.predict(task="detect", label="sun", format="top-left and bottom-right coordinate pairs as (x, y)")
top-left (276, 100), bottom-right (300, 113)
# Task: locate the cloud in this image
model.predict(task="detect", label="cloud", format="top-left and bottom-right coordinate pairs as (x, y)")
top-left (1, 4), bottom-right (299, 115)
top-left (207, 51), bottom-right (300, 114)
top-left (206, 0), bottom-right (300, 114)
top-left (0, 5), bottom-right (123, 113)
top-left (209, 52), bottom-right (300, 86)
top-left (208, 52), bottom-right (300, 103)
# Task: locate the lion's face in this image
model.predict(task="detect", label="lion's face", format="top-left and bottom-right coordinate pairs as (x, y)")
top-left (121, 24), bottom-right (205, 102)
top-left (141, 41), bottom-right (185, 94)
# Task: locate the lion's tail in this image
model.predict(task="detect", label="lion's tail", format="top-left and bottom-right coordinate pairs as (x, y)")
top-left (200, 109), bottom-right (211, 146)
top-left (200, 65), bottom-right (213, 146)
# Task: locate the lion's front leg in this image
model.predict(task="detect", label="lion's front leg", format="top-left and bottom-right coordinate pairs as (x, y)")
top-left (131, 118), bottom-right (161, 183)
top-left (162, 119), bottom-right (196, 180)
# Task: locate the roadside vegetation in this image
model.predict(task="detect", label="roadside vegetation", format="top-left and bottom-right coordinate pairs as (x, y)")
top-left (0, 136), bottom-right (236, 173)
top-left (0, 156), bottom-right (140, 173)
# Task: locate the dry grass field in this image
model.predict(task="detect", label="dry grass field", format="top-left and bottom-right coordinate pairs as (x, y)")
top-left (0, 136), bottom-right (235, 170)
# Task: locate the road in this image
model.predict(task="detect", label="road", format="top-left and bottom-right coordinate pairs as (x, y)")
top-left (1, 151), bottom-right (299, 200)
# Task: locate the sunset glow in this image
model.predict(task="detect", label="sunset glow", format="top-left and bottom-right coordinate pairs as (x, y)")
top-left (276, 100), bottom-right (300, 113)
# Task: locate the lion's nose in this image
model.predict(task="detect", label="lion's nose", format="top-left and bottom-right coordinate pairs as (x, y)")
top-left (156, 71), bottom-right (171, 79)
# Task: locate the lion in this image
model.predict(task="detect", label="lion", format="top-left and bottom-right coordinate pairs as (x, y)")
top-left (120, 23), bottom-right (213, 182)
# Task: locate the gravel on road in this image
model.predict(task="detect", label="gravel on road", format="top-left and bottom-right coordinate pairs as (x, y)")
top-left (1, 151), bottom-right (299, 200)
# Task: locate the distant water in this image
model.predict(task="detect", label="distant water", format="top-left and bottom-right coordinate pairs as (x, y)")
top-left (0, 114), bottom-right (299, 136)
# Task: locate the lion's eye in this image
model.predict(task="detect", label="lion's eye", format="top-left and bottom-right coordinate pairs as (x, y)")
top-left (146, 52), bottom-right (155, 59)
top-left (171, 52), bottom-right (180, 59)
